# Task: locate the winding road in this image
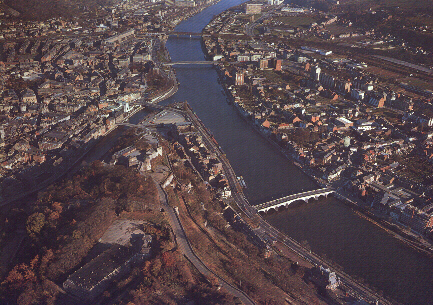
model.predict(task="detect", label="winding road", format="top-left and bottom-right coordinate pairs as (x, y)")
top-left (152, 178), bottom-right (256, 305)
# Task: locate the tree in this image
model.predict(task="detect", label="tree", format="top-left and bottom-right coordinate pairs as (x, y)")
top-left (161, 251), bottom-right (176, 267)
top-left (151, 259), bottom-right (162, 276)
top-left (3, 256), bottom-right (38, 290)
top-left (26, 213), bottom-right (46, 238)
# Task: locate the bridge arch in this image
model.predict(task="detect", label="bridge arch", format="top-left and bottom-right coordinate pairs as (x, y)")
top-left (261, 205), bottom-right (285, 214)
top-left (291, 198), bottom-right (310, 206)
top-left (255, 187), bottom-right (335, 213)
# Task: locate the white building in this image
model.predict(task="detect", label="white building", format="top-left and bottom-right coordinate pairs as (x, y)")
top-left (268, 0), bottom-right (283, 5)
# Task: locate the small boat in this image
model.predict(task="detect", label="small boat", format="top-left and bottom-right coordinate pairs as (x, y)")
top-left (237, 176), bottom-right (247, 188)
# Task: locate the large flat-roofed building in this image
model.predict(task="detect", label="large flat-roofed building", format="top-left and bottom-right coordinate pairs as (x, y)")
top-left (104, 29), bottom-right (135, 45)
top-left (64, 245), bottom-right (136, 300)
top-left (63, 220), bottom-right (152, 301)
top-left (281, 6), bottom-right (305, 13)
top-left (335, 117), bottom-right (353, 128)
top-left (176, 0), bottom-right (196, 6)
top-left (246, 3), bottom-right (262, 14)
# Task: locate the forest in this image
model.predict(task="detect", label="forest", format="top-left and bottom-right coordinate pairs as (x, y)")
top-left (4, 0), bottom-right (113, 20)
top-left (0, 161), bottom-right (159, 304)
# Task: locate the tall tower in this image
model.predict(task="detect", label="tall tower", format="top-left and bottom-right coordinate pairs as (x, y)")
top-left (311, 66), bottom-right (321, 81)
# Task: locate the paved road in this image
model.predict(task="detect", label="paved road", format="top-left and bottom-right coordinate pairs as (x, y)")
top-left (153, 178), bottom-right (255, 305)
top-left (245, 4), bottom-right (284, 37)
top-left (182, 106), bottom-right (392, 305)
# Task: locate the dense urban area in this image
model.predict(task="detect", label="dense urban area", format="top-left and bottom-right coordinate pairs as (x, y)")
top-left (203, 0), bottom-right (433, 240)
top-left (0, 0), bottom-right (432, 304)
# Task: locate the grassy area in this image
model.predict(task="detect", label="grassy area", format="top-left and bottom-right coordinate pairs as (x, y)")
top-left (408, 15), bottom-right (433, 28)
top-left (397, 158), bottom-right (433, 185)
top-left (261, 70), bottom-right (285, 84)
top-left (326, 23), bottom-right (352, 36)
top-left (371, 108), bottom-right (401, 124)
top-left (274, 15), bottom-right (317, 28)
top-left (400, 77), bottom-right (433, 91)
top-left (4, 0), bottom-right (113, 20)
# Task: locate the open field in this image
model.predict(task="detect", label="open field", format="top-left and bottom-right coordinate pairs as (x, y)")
top-left (326, 23), bottom-right (353, 36)
top-left (274, 15), bottom-right (318, 28)
top-left (370, 108), bottom-right (401, 124)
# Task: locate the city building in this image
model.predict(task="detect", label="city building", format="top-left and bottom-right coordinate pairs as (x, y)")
top-left (235, 72), bottom-right (244, 86)
top-left (245, 3), bottom-right (262, 14)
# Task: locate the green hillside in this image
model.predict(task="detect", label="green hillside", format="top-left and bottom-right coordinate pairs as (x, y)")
top-left (4, 0), bottom-right (112, 20)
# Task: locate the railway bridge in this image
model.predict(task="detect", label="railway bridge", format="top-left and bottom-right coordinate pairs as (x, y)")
top-left (255, 187), bottom-right (335, 213)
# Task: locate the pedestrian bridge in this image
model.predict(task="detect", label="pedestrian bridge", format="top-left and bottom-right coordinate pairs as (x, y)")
top-left (255, 187), bottom-right (335, 213)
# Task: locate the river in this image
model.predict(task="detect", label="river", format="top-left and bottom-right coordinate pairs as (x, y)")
top-left (135, 0), bottom-right (433, 303)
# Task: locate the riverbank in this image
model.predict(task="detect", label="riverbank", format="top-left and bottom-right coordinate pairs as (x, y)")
top-left (159, 0), bottom-right (433, 302)
top-left (207, 52), bottom-right (433, 259)
top-left (184, 8), bottom-right (432, 259)
top-left (150, 70), bottom-right (179, 104)
top-left (178, 101), bottom-right (394, 305)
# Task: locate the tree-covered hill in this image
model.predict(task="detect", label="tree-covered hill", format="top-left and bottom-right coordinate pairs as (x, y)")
top-left (4, 0), bottom-right (113, 20)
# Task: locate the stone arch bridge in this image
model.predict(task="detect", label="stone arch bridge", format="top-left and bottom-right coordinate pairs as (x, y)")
top-left (255, 187), bottom-right (335, 213)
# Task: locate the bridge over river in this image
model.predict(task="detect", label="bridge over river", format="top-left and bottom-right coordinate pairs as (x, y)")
top-left (142, 31), bottom-right (211, 37)
top-left (163, 61), bottom-right (216, 66)
top-left (163, 60), bottom-right (240, 66)
top-left (119, 111), bottom-right (335, 215)
top-left (255, 187), bottom-right (335, 213)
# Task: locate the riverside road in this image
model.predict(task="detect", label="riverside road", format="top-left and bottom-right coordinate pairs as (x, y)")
top-left (154, 0), bottom-right (433, 303)
top-left (178, 105), bottom-right (391, 305)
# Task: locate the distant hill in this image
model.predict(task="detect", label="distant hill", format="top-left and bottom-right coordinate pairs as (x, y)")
top-left (3, 0), bottom-right (112, 20)
top-left (336, 0), bottom-right (432, 11)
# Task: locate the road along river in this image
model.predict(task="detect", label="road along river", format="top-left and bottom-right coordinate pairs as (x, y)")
top-left (131, 0), bottom-right (433, 303)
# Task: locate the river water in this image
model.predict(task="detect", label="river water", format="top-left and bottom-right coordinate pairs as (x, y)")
top-left (137, 1), bottom-right (433, 303)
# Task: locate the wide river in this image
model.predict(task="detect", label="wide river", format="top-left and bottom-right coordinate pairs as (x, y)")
top-left (135, 0), bottom-right (433, 303)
